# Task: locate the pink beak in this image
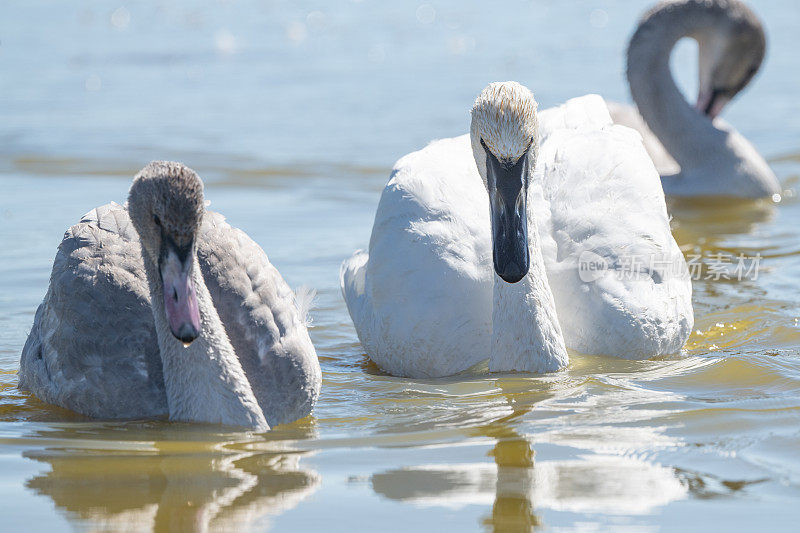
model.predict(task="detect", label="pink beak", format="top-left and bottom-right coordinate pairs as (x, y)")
top-left (696, 89), bottom-right (730, 120)
top-left (160, 249), bottom-right (201, 344)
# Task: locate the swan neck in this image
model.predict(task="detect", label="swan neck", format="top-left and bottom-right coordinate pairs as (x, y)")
top-left (490, 216), bottom-right (568, 373)
top-left (144, 253), bottom-right (268, 430)
top-left (627, 8), bottom-right (722, 172)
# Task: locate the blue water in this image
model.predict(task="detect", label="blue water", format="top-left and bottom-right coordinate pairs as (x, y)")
top-left (1, 1), bottom-right (799, 531)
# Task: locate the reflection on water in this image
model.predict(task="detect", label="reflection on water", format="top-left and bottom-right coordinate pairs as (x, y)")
top-left (0, 177), bottom-right (798, 530)
top-left (669, 197), bottom-right (777, 249)
top-left (486, 435), bottom-right (540, 531)
top-left (372, 438), bottom-right (686, 527)
top-left (22, 427), bottom-right (319, 531)
top-left (1, 0), bottom-right (800, 529)
top-left (372, 380), bottom-right (690, 529)
top-left (1, 164), bottom-right (799, 529)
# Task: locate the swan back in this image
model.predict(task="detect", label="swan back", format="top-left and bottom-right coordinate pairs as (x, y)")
top-left (199, 211), bottom-right (321, 425)
top-left (19, 203), bottom-right (167, 418)
top-left (20, 198), bottom-right (320, 424)
top-left (535, 95), bottom-right (693, 357)
top-left (343, 135), bottom-right (493, 377)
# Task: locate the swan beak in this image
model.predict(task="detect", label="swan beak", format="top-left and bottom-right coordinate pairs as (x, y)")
top-left (486, 149), bottom-right (530, 284)
top-left (696, 88), bottom-right (730, 120)
top-left (159, 242), bottom-right (201, 345)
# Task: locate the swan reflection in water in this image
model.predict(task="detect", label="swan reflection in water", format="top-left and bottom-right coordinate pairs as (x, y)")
top-left (371, 433), bottom-right (686, 529)
top-left (669, 196), bottom-right (777, 251)
top-left (370, 377), bottom-right (688, 530)
top-left (21, 425), bottom-right (320, 531)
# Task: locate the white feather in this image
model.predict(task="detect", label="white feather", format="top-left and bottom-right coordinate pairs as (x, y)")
top-left (293, 286), bottom-right (317, 327)
top-left (342, 93), bottom-right (693, 378)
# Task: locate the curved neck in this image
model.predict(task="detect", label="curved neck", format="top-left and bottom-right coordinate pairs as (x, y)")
top-left (144, 254), bottom-right (268, 430)
top-left (627, 7), bottom-right (728, 174)
top-left (489, 214), bottom-right (568, 373)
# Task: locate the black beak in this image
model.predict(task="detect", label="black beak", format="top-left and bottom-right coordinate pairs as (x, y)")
top-left (699, 86), bottom-right (736, 120)
top-left (701, 65), bottom-right (758, 118)
top-left (485, 144), bottom-right (530, 283)
top-left (703, 88), bottom-right (724, 116)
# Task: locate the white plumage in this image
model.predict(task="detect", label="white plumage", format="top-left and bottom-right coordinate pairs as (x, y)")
top-left (341, 90), bottom-right (693, 378)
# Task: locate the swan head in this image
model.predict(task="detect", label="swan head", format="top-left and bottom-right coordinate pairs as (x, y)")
top-left (128, 161), bottom-right (205, 345)
top-left (693, 0), bottom-right (766, 119)
top-left (470, 81), bottom-right (538, 284)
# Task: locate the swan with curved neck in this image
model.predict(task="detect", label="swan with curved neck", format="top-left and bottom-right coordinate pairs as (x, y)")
top-left (611, 0), bottom-right (780, 197)
top-left (341, 82), bottom-right (691, 378)
top-left (20, 161), bottom-right (321, 429)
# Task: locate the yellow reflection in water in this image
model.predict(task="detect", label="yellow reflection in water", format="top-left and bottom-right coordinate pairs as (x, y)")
top-left (1, 177), bottom-right (798, 530)
top-left (371, 379), bottom-right (690, 532)
top-left (21, 429), bottom-right (319, 532)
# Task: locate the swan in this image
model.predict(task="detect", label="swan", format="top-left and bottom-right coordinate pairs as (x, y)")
top-left (341, 82), bottom-right (692, 378)
top-left (607, 0), bottom-right (780, 198)
top-left (19, 161), bottom-right (321, 430)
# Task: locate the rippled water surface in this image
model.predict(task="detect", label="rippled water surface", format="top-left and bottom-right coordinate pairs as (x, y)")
top-left (1, 0), bottom-right (800, 530)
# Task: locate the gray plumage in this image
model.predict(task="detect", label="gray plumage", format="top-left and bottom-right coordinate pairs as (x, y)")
top-left (612, 0), bottom-right (778, 197)
top-left (19, 163), bottom-right (320, 427)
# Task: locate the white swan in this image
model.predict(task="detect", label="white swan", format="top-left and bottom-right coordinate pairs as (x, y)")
top-left (19, 161), bottom-right (321, 430)
top-left (608, 0), bottom-right (780, 197)
top-left (341, 82), bottom-right (692, 378)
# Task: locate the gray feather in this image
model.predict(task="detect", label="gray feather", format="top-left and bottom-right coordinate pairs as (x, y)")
top-left (19, 203), bottom-right (321, 427)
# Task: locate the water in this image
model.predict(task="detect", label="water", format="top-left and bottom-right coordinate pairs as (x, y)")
top-left (1, 0), bottom-right (799, 530)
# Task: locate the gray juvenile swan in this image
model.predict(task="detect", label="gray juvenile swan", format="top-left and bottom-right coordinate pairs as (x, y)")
top-left (19, 161), bottom-right (321, 430)
top-left (608, 0), bottom-right (780, 198)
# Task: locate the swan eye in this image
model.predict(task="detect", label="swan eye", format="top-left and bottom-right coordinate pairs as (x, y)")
top-left (153, 215), bottom-right (161, 227)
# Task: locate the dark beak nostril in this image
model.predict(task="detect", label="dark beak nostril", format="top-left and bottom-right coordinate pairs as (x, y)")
top-left (172, 287), bottom-right (178, 302)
